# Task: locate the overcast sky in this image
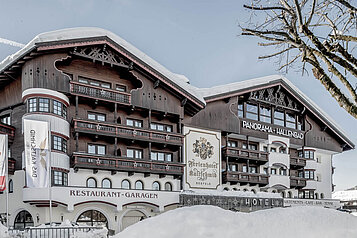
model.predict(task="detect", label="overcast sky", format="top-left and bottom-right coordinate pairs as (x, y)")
top-left (0, 0), bottom-right (356, 191)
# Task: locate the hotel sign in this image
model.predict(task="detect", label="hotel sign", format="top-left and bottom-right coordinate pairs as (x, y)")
top-left (184, 127), bottom-right (221, 189)
top-left (242, 120), bottom-right (304, 140)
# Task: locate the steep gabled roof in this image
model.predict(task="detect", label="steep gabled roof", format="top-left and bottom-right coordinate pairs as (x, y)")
top-left (0, 27), bottom-right (205, 109)
top-left (197, 75), bottom-right (355, 150)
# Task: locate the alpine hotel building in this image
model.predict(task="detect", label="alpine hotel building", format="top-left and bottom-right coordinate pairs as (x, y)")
top-left (0, 28), bottom-right (354, 233)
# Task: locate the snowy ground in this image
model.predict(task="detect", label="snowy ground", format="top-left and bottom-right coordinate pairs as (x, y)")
top-left (112, 205), bottom-right (357, 238)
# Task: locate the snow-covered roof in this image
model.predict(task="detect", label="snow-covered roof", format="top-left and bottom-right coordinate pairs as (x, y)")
top-left (0, 27), bottom-right (205, 106)
top-left (333, 190), bottom-right (357, 202)
top-left (197, 75), bottom-right (355, 150)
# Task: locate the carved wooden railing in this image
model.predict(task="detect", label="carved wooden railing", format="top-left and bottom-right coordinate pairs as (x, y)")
top-left (0, 122), bottom-right (15, 144)
top-left (72, 153), bottom-right (184, 176)
top-left (290, 157), bottom-right (306, 167)
top-left (73, 118), bottom-right (183, 145)
top-left (70, 81), bottom-right (131, 105)
top-left (223, 171), bottom-right (269, 185)
top-left (224, 147), bottom-right (268, 162)
top-left (290, 176), bottom-right (307, 188)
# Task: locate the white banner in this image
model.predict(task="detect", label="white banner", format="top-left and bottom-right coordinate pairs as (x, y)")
top-left (24, 119), bottom-right (50, 188)
top-left (0, 134), bottom-right (7, 191)
top-left (184, 127), bottom-right (221, 189)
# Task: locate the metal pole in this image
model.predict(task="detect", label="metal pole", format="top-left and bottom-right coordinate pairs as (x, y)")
top-left (5, 134), bottom-right (9, 229)
top-left (48, 125), bottom-right (52, 226)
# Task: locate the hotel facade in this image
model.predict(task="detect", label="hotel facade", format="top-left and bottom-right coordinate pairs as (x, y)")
top-left (0, 28), bottom-right (353, 234)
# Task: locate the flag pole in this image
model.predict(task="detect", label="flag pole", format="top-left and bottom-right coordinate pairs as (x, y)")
top-left (48, 124), bottom-right (52, 226)
top-left (5, 134), bottom-right (8, 229)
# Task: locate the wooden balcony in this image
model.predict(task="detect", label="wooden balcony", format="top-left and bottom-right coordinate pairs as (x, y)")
top-left (8, 158), bottom-right (15, 175)
top-left (0, 122), bottom-right (15, 144)
top-left (290, 157), bottom-right (306, 168)
top-left (72, 152), bottom-right (184, 176)
top-left (70, 81), bottom-right (131, 105)
top-left (224, 147), bottom-right (268, 163)
top-left (223, 171), bottom-right (269, 186)
top-left (73, 118), bottom-right (183, 146)
top-left (290, 177), bottom-right (307, 188)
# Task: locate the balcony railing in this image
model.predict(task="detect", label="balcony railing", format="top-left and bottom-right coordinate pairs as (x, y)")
top-left (73, 118), bottom-right (183, 145)
top-left (223, 171), bottom-right (269, 186)
top-left (0, 122), bottom-right (15, 143)
top-left (72, 153), bottom-right (184, 176)
top-left (70, 81), bottom-right (131, 105)
top-left (224, 147), bottom-right (268, 163)
top-left (290, 177), bottom-right (307, 188)
top-left (290, 157), bottom-right (306, 167)
top-left (8, 158), bottom-right (15, 175)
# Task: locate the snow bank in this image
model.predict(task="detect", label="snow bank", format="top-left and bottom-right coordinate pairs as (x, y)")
top-left (112, 205), bottom-right (357, 238)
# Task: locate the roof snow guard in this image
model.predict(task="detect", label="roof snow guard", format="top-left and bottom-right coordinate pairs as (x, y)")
top-left (0, 27), bottom-right (205, 110)
top-left (197, 75), bottom-right (355, 151)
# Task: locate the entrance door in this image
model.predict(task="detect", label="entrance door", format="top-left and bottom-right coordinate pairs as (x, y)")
top-left (121, 210), bottom-right (146, 230)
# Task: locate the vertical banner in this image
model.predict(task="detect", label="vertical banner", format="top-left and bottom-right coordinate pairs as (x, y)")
top-left (0, 134), bottom-right (7, 191)
top-left (184, 126), bottom-right (221, 190)
top-left (24, 119), bottom-right (49, 188)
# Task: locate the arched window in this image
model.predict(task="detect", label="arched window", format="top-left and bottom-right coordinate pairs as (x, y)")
top-left (86, 178), bottom-right (97, 188)
top-left (9, 179), bottom-right (13, 193)
top-left (77, 210), bottom-right (108, 228)
top-left (232, 188), bottom-right (238, 191)
top-left (272, 190), bottom-right (276, 193)
top-left (121, 180), bottom-right (130, 189)
top-left (102, 178), bottom-right (111, 188)
top-left (152, 182), bottom-right (160, 190)
top-left (243, 188), bottom-right (248, 192)
top-left (251, 189), bottom-right (257, 194)
top-left (135, 181), bottom-right (143, 190)
top-left (165, 182), bottom-right (172, 191)
top-left (14, 210), bottom-right (34, 230)
top-left (223, 187), bottom-right (229, 191)
top-left (281, 191), bottom-right (285, 198)
top-left (320, 193), bottom-right (324, 199)
top-left (117, 117), bottom-right (121, 124)
top-left (116, 149), bottom-right (122, 156)
top-left (287, 191), bottom-right (292, 198)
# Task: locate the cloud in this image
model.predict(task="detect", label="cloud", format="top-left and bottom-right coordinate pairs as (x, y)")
top-left (0, 38), bottom-right (25, 48)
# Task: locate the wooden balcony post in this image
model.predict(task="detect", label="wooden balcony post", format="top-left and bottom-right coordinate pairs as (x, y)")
top-left (75, 132), bottom-right (79, 152)
top-left (148, 110), bottom-right (152, 127)
top-left (149, 142), bottom-right (152, 160)
top-left (75, 95), bottom-right (78, 117)
top-left (114, 103), bottom-right (117, 123)
top-left (114, 138), bottom-right (118, 156)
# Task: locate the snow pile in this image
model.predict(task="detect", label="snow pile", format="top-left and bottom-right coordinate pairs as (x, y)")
top-left (112, 205), bottom-right (357, 238)
top-left (0, 223), bottom-right (9, 238)
top-left (73, 227), bottom-right (108, 238)
top-left (333, 190), bottom-right (357, 201)
top-left (182, 189), bottom-right (281, 198)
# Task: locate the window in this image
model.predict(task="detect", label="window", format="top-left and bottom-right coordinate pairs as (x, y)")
top-left (227, 141), bottom-right (237, 147)
top-left (246, 103), bottom-right (258, 120)
top-left (231, 164), bottom-right (237, 172)
top-left (152, 182), bottom-right (160, 190)
top-left (52, 135), bottom-right (67, 153)
top-left (238, 102), bottom-right (244, 118)
top-left (9, 179), bottom-right (13, 193)
top-left (86, 178), bottom-right (97, 188)
top-left (127, 148), bottom-right (143, 159)
top-left (242, 143), bottom-right (247, 149)
top-left (271, 168), bottom-right (277, 175)
top-left (102, 178), bottom-right (112, 188)
top-left (88, 112), bottom-right (106, 122)
top-left (14, 210), bottom-right (34, 230)
top-left (305, 151), bottom-right (314, 159)
top-left (280, 168), bottom-right (287, 176)
top-left (263, 168), bottom-right (268, 175)
top-left (263, 146), bottom-right (268, 152)
top-left (39, 98), bottom-right (50, 112)
top-left (279, 147), bottom-right (286, 154)
top-left (78, 76), bottom-right (111, 90)
top-left (53, 171), bottom-right (68, 186)
top-left (88, 144), bottom-right (106, 155)
top-left (274, 110), bottom-right (284, 126)
top-left (242, 164), bottom-right (248, 173)
top-left (121, 180), bottom-right (130, 189)
top-left (165, 182), bottom-right (172, 191)
top-left (270, 147), bottom-right (277, 153)
top-left (0, 114), bottom-right (11, 125)
top-left (249, 166), bottom-right (257, 174)
top-left (53, 100), bottom-right (62, 116)
top-left (77, 210), bottom-right (108, 228)
top-left (297, 116), bottom-right (304, 130)
top-left (116, 84), bottom-right (127, 92)
top-left (150, 123), bottom-right (173, 132)
top-left (249, 144), bottom-right (257, 151)
top-left (28, 98), bottom-right (37, 112)
top-left (151, 151), bottom-right (172, 162)
top-left (286, 112), bottom-right (296, 129)
top-left (135, 180), bottom-right (143, 190)
top-left (259, 105), bottom-right (271, 123)
top-left (304, 170), bottom-right (315, 180)
top-left (126, 118), bottom-right (143, 128)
